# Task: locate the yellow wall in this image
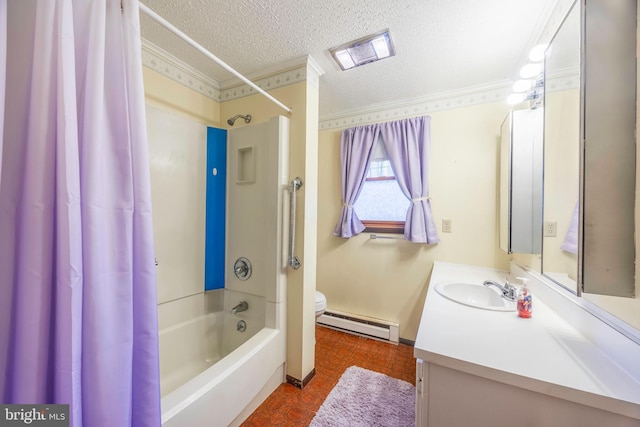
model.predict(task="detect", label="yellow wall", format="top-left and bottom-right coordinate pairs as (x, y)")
top-left (541, 89), bottom-right (579, 279)
top-left (143, 67), bottom-right (220, 126)
top-left (220, 76), bottom-right (319, 383)
top-left (317, 101), bottom-right (512, 340)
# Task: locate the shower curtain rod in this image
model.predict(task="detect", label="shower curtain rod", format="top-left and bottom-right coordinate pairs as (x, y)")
top-left (138, 3), bottom-right (293, 115)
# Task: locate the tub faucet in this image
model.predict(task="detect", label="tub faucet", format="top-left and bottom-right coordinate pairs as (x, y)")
top-left (231, 301), bottom-right (248, 315)
top-left (483, 279), bottom-right (518, 302)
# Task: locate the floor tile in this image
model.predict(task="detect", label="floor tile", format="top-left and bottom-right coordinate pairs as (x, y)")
top-left (241, 325), bottom-right (416, 426)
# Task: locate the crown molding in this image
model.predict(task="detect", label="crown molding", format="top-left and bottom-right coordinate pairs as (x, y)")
top-left (319, 81), bottom-right (512, 131)
top-left (219, 55), bottom-right (310, 88)
top-left (141, 39), bottom-right (220, 101)
top-left (141, 42), bottom-right (317, 104)
top-left (219, 67), bottom-right (308, 102)
top-left (536, 0), bottom-right (577, 46)
top-left (219, 55), bottom-right (324, 101)
top-left (545, 66), bottom-right (580, 93)
top-left (306, 55), bottom-right (326, 90)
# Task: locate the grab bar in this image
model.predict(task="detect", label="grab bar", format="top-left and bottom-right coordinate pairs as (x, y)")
top-left (288, 177), bottom-right (303, 269)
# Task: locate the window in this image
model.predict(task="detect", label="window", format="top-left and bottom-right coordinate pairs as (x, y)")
top-left (334, 116), bottom-right (437, 243)
top-left (354, 139), bottom-right (410, 233)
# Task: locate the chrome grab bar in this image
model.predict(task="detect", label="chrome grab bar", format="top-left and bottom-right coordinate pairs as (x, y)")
top-left (288, 177), bottom-right (303, 269)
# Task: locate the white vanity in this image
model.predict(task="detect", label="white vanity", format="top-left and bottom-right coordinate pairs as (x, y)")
top-left (414, 262), bottom-right (640, 427)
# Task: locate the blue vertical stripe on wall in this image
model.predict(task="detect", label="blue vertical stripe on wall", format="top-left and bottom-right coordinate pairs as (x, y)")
top-left (205, 127), bottom-right (227, 290)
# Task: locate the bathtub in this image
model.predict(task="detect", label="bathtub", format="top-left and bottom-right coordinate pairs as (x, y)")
top-left (159, 290), bottom-right (286, 426)
top-left (154, 115), bottom-right (290, 426)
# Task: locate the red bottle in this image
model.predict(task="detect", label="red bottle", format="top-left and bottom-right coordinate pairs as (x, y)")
top-left (516, 277), bottom-right (532, 318)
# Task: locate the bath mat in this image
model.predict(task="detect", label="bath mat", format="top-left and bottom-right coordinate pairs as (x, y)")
top-left (310, 366), bottom-right (415, 427)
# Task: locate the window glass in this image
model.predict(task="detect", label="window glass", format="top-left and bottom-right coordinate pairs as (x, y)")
top-left (354, 140), bottom-right (409, 228)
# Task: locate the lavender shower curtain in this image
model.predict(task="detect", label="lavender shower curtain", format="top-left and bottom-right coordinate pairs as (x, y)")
top-left (380, 117), bottom-right (439, 243)
top-left (0, 1), bottom-right (160, 426)
top-left (0, 0), bottom-right (5, 179)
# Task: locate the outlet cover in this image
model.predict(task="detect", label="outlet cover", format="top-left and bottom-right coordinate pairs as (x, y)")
top-left (544, 221), bottom-right (557, 237)
top-left (442, 219), bottom-right (452, 233)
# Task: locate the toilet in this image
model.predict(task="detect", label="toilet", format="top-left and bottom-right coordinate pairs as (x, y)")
top-left (315, 291), bottom-right (327, 319)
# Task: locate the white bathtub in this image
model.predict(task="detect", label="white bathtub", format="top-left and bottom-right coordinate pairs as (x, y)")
top-left (155, 116), bottom-right (289, 426)
top-left (159, 291), bottom-right (286, 427)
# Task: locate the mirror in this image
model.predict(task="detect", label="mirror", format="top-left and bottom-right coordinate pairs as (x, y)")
top-left (581, 0), bottom-right (636, 297)
top-left (499, 109), bottom-right (543, 255)
top-left (541, 0), bottom-right (580, 290)
top-left (542, 0), bottom-right (637, 299)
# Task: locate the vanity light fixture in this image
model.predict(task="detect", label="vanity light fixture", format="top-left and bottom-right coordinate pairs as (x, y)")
top-left (330, 30), bottom-right (395, 71)
top-left (507, 80), bottom-right (544, 106)
top-left (528, 44), bottom-right (549, 62)
top-left (507, 44), bottom-right (547, 106)
top-left (507, 93), bottom-right (527, 105)
top-left (513, 79), bottom-right (534, 93)
top-left (519, 63), bottom-right (543, 79)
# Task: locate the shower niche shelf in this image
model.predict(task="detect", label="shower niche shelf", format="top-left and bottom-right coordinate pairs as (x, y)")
top-left (236, 145), bottom-right (256, 184)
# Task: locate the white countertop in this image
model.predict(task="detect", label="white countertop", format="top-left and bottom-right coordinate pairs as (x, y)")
top-left (414, 261), bottom-right (640, 420)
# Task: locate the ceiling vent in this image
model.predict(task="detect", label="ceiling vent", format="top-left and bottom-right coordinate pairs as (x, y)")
top-left (330, 30), bottom-right (395, 71)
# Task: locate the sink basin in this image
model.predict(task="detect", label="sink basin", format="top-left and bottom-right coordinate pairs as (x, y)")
top-left (434, 282), bottom-right (516, 312)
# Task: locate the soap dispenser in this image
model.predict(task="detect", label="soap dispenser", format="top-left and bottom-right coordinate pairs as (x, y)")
top-left (516, 277), bottom-right (532, 318)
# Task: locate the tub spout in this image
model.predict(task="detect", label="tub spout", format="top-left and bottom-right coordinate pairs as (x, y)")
top-left (231, 301), bottom-right (248, 315)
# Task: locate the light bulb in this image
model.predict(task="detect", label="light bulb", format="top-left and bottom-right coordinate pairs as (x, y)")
top-left (512, 79), bottom-right (533, 93)
top-left (507, 93), bottom-right (526, 105)
top-left (528, 44), bottom-right (548, 62)
top-left (520, 63), bottom-right (543, 79)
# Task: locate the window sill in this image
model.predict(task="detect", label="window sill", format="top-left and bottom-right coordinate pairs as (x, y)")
top-left (362, 220), bottom-right (404, 234)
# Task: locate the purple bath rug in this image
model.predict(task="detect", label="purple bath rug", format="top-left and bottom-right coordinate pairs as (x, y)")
top-left (310, 366), bottom-right (415, 427)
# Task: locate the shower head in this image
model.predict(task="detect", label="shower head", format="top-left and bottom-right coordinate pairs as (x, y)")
top-left (227, 114), bottom-right (252, 126)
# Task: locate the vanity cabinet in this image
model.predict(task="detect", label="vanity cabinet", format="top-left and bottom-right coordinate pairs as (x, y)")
top-left (415, 360), bottom-right (638, 427)
top-left (414, 262), bottom-right (640, 427)
top-left (499, 109), bottom-right (543, 254)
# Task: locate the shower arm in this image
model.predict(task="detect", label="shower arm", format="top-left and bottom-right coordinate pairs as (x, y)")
top-left (138, 3), bottom-right (292, 115)
top-left (288, 177), bottom-right (303, 270)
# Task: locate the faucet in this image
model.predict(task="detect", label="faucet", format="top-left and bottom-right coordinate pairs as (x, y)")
top-left (231, 301), bottom-right (248, 315)
top-left (483, 279), bottom-right (518, 302)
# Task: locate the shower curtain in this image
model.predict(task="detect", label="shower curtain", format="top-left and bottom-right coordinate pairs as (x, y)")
top-left (0, 1), bottom-right (160, 426)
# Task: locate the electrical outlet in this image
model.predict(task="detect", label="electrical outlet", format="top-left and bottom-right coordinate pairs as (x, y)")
top-left (544, 221), bottom-right (557, 237)
top-left (442, 219), bottom-right (452, 233)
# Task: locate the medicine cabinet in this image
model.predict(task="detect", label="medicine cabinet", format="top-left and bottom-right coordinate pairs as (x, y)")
top-left (542, 0), bottom-right (636, 298)
top-left (499, 108), bottom-right (543, 255)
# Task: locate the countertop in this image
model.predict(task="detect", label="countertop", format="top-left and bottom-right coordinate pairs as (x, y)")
top-left (414, 261), bottom-right (640, 419)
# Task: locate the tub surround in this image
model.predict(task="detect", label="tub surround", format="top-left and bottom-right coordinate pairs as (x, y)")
top-left (415, 261), bottom-right (640, 426)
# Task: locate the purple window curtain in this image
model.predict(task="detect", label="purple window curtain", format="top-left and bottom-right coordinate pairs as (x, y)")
top-left (333, 125), bottom-right (380, 238)
top-left (0, 1), bottom-right (160, 426)
top-left (380, 116), bottom-right (439, 243)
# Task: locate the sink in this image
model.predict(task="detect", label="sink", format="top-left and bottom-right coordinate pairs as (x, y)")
top-left (434, 282), bottom-right (516, 312)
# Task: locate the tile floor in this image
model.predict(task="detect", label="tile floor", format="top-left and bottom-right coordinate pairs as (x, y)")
top-left (241, 325), bottom-right (416, 426)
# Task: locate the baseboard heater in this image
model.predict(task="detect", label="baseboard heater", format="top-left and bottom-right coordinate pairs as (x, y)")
top-left (317, 310), bottom-right (399, 344)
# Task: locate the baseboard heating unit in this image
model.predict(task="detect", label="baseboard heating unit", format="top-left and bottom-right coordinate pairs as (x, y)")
top-left (317, 310), bottom-right (399, 344)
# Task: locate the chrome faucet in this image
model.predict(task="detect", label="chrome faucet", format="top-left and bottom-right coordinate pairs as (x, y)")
top-left (483, 279), bottom-right (518, 302)
top-left (231, 301), bottom-right (248, 315)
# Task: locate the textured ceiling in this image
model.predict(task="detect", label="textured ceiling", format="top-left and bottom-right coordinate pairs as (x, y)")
top-left (139, 0), bottom-right (556, 119)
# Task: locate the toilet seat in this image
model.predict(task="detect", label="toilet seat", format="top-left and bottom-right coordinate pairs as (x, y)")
top-left (315, 291), bottom-right (327, 317)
